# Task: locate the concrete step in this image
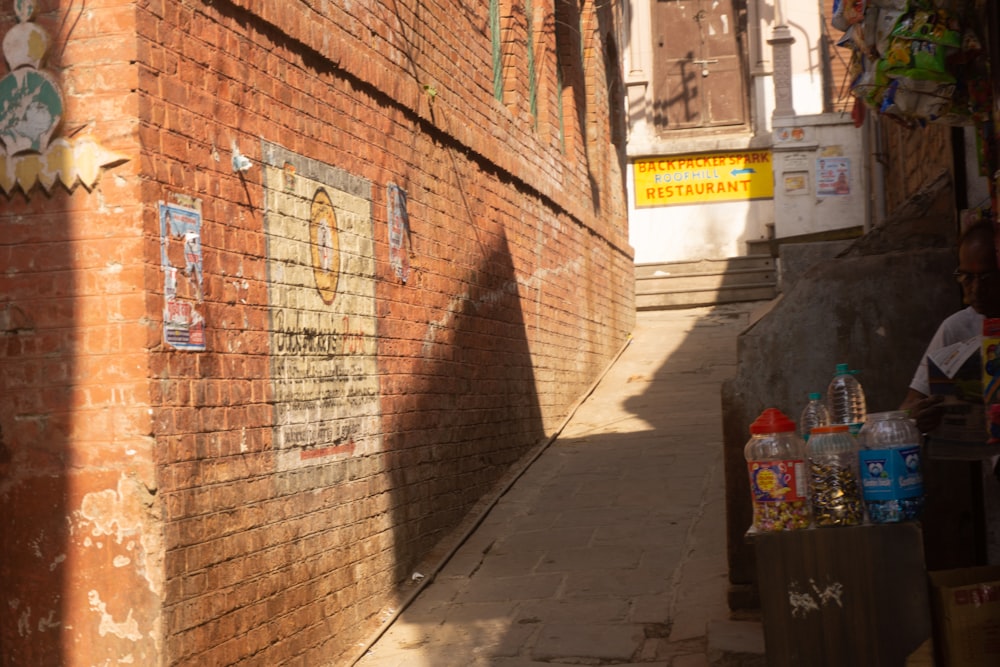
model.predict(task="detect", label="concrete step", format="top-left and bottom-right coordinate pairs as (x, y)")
top-left (747, 225), bottom-right (862, 257)
top-left (635, 255), bottom-right (775, 279)
top-left (637, 267), bottom-right (777, 293)
top-left (635, 255), bottom-right (778, 310)
top-left (636, 283), bottom-right (778, 310)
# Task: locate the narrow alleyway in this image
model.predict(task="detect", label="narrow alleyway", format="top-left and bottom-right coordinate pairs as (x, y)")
top-left (350, 304), bottom-right (767, 667)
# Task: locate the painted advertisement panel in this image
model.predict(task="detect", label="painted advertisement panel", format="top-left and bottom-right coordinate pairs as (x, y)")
top-left (262, 142), bottom-right (380, 469)
top-left (633, 150), bottom-right (774, 207)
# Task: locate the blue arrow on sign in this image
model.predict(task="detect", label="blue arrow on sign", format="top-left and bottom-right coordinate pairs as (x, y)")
top-left (731, 168), bottom-right (756, 176)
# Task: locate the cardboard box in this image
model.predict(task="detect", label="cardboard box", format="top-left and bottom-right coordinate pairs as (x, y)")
top-left (929, 566), bottom-right (1000, 667)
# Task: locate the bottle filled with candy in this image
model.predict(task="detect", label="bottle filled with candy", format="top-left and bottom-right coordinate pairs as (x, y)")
top-left (744, 408), bottom-right (811, 532)
top-left (807, 425), bottom-right (864, 527)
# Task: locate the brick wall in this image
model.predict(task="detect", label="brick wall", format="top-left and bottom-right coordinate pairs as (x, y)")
top-left (0, 1), bottom-right (159, 664)
top-left (2, 1), bottom-right (633, 665)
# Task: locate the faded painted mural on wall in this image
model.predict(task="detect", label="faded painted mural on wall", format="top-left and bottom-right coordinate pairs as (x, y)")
top-left (261, 142), bottom-right (381, 469)
top-left (0, 0), bottom-right (125, 196)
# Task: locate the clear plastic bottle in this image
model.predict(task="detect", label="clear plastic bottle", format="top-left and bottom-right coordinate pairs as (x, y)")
top-left (857, 410), bottom-right (924, 523)
top-left (744, 408), bottom-right (811, 532)
top-left (807, 425), bottom-right (864, 526)
top-left (799, 392), bottom-right (831, 442)
top-left (827, 363), bottom-right (867, 435)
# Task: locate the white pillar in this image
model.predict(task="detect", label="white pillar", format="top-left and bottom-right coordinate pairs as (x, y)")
top-left (768, 24), bottom-right (795, 122)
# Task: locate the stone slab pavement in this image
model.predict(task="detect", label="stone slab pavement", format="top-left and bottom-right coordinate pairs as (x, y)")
top-left (351, 305), bottom-right (768, 667)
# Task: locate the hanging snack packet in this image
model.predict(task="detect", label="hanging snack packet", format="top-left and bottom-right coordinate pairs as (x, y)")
top-left (871, 8), bottom-right (907, 58)
top-left (832, 0), bottom-right (867, 32)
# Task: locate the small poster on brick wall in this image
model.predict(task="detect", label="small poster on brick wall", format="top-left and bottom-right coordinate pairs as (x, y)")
top-left (159, 200), bottom-right (206, 351)
top-left (261, 141), bottom-right (381, 470)
top-left (387, 182), bottom-right (412, 283)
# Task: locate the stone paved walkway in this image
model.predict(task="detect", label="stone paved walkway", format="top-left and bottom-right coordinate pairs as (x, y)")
top-left (351, 305), bottom-right (766, 667)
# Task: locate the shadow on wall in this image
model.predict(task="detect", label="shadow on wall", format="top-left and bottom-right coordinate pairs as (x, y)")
top-left (0, 207), bottom-right (70, 665)
top-left (382, 226), bottom-right (547, 586)
top-left (721, 179), bottom-right (985, 607)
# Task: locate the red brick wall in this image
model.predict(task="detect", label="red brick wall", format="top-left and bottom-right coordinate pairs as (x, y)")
top-left (0, 1), bottom-right (159, 665)
top-left (1, 1), bottom-right (633, 665)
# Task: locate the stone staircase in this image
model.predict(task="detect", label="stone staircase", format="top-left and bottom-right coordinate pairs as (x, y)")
top-left (635, 255), bottom-right (778, 310)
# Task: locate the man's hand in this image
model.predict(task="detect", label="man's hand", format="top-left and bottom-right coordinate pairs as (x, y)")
top-left (906, 394), bottom-right (945, 434)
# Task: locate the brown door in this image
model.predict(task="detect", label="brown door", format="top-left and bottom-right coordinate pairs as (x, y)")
top-left (653, 0), bottom-right (747, 133)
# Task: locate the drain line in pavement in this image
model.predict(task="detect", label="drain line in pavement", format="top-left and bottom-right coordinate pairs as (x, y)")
top-left (349, 332), bottom-right (634, 665)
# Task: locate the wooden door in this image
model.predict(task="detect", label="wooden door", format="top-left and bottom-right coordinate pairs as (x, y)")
top-left (653, 0), bottom-right (747, 133)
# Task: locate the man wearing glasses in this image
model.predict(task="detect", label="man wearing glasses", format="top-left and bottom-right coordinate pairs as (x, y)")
top-left (902, 220), bottom-right (1000, 433)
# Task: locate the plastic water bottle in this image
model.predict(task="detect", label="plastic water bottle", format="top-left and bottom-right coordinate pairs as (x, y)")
top-left (744, 408), bottom-right (811, 532)
top-left (799, 392), bottom-right (830, 442)
top-left (827, 363), bottom-right (867, 435)
top-left (807, 425), bottom-right (863, 526)
top-left (858, 410), bottom-right (924, 523)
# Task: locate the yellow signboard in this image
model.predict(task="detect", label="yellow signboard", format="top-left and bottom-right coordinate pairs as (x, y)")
top-left (633, 150), bottom-right (774, 207)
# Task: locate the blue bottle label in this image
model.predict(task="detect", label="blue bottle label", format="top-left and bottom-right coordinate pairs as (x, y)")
top-left (859, 446), bottom-right (923, 501)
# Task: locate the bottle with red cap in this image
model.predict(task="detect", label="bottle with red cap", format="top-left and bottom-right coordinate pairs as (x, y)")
top-left (744, 408), bottom-right (811, 532)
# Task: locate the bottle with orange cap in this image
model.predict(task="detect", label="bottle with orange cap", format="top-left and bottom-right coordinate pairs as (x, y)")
top-left (744, 408), bottom-right (812, 532)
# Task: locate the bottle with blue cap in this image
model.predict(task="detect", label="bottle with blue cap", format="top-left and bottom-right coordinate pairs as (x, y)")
top-left (827, 363), bottom-right (867, 435)
top-left (799, 392), bottom-right (830, 442)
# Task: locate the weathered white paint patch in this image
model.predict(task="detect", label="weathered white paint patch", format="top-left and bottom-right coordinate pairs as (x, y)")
top-left (37, 609), bottom-right (59, 632)
top-left (87, 591), bottom-right (142, 641)
top-left (788, 579), bottom-right (845, 618)
top-left (81, 485), bottom-right (141, 543)
top-left (49, 554), bottom-right (65, 571)
top-left (17, 607), bottom-right (30, 636)
top-left (30, 532), bottom-right (44, 558)
top-left (813, 579), bottom-right (844, 607)
top-left (75, 476), bottom-right (164, 596)
top-left (788, 588), bottom-right (819, 618)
